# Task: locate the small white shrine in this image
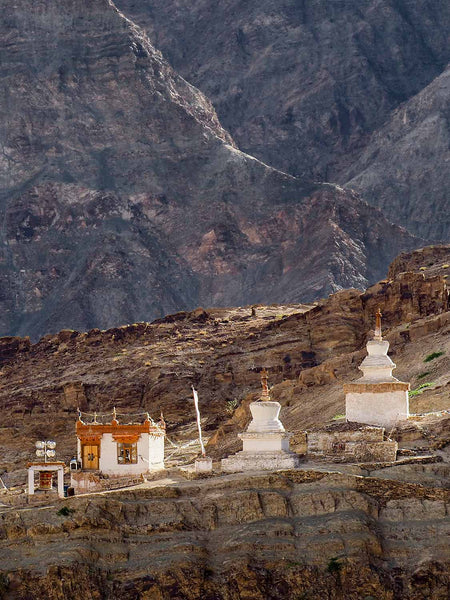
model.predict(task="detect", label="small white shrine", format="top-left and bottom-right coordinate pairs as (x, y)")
top-left (71, 409), bottom-right (165, 492)
top-left (28, 462), bottom-right (65, 498)
top-left (27, 440), bottom-right (65, 498)
top-left (344, 310), bottom-right (410, 427)
top-left (222, 369), bottom-right (300, 472)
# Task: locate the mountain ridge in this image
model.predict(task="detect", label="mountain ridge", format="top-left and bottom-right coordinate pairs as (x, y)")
top-left (115, 0), bottom-right (449, 240)
top-left (0, 0), bottom-right (420, 339)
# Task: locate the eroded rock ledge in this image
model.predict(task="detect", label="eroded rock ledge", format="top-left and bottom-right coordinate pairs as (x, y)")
top-left (0, 470), bottom-right (448, 599)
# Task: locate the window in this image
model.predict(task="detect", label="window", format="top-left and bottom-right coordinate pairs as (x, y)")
top-left (117, 442), bottom-right (138, 464)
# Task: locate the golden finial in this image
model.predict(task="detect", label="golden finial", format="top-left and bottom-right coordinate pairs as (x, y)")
top-left (374, 308), bottom-right (382, 341)
top-left (261, 368), bottom-right (270, 399)
top-left (93, 411), bottom-right (98, 424)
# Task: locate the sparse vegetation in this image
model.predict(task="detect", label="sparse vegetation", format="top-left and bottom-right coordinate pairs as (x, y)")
top-left (226, 399), bottom-right (239, 415)
top-left (327, 557), bottom-right (342, 574)
top-left (57, 506), bottom-right (75, 517)
top-left (332, 414), bottom-right (345, 421)
top-left (0, 574), bottom-right (9, 599)
top-left (409, 383), bottom-right (433, 397)
top-left (417, 371), bottom-right (430, 380)
top-left (424, 351), bottom-right (444, 363)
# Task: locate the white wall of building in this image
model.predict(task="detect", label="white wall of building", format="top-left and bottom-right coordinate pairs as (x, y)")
top-left (76, 432), bottom-right (164, 475)
top-left (98, 433), bottom-right (164, 475)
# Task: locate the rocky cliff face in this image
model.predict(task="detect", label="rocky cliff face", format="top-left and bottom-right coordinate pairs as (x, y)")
top-left (343, 68), bottom-right (450, 241)
top-left (0, 0), bottom-right (422, 339)
top-left (0, 471), bottom-right (449, 599)
top-left (116, 0), bottom-right (449, 240)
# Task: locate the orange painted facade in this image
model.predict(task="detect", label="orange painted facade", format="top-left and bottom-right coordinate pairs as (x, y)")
top-left (76, 419), bottom-right (165, 443)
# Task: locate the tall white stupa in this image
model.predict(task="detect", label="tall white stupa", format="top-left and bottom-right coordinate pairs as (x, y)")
top-left (221, 369), bottom-right (299, 472)
top-left (344, 309), bottom-right (410, 427)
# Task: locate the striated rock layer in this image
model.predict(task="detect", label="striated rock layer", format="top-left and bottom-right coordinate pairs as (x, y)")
top-left (0, 0), bottom-right (421, 339)
top-left (0, 471), bottom-right (449, 599)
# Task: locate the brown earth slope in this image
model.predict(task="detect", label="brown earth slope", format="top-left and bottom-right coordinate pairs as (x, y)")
top-left (0, 0), bottom-right (420, 340)
top-left (0, 245), bottom-right (448, 486)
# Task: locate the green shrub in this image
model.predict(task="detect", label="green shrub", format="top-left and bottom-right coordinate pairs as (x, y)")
top-left (409, 383), bottom-right (433, 397)
top-left (57, 506), bottom-right (75, 517)
top-left (417, 371), bottom-right (430, 379)
top-left (424, 351), bottom-right (444, 363)
top-left (226, 399), bottom-right (239, 414)
top-left (327, 557), bottom-right (342, 574)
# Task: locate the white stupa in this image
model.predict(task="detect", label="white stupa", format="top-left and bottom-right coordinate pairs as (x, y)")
top-left (344, 309), bottom-right (410, 427)
top-left (221, 369), bottom-right (300, 472)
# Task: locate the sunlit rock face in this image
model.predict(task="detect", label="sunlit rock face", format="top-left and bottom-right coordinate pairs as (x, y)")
top-left (0, 0), bottom-right (420, 339)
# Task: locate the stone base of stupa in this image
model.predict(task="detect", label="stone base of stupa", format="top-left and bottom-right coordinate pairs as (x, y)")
top-left (221, 450), bottom-right (300, 473)
top-left (344, 382), bottom-right (409, 428)
top-left (222, 431), bottom-right (300, 472)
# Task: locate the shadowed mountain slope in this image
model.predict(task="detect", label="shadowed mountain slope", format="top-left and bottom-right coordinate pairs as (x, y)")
top-left (0, 0), bottom-right (419, 339)
top-left (343, 67), bottom-right (450, 241)
top-left (116, 0), bottom-right (449, 240)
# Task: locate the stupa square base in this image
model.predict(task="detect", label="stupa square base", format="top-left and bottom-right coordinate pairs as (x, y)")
top-left (239, 431), bottom-right (292, 453)
top-left (345, 386), bottom-right (409, 428)
top-left (221, 451), bottom-right (300, 473)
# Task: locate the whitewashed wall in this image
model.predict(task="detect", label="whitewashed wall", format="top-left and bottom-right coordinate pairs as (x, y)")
top-left (346, 391), bottom-right (409, 427)
top-left (77, 432), bottom-right (164, 475)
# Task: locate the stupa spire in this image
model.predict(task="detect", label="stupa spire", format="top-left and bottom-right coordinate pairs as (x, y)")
top-left (260, 368), bottom-right (270, 400)
top-left (374, 308), bottom-right (382, 341)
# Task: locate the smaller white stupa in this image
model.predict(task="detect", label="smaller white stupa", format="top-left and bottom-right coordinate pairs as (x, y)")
top-left (221, 369), bottom-right (300, 472)
top-left (344, 309), bottom-right (410, 427)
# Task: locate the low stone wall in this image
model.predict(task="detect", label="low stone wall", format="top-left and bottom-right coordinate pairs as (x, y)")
top-left (307, 427), bottom-right (384, 454)
top-left (71, 471), bottom-right (145, 494)
top-left (0, 489), bottom-right (58, 507)
top-left (345, 441), bottom-right (398, 463)
top-left (307, 428), bottom-right (397, 463)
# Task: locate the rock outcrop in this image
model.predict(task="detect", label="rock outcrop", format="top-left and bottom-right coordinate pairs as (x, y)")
top-left (0, 0), bottom-right (422, 339)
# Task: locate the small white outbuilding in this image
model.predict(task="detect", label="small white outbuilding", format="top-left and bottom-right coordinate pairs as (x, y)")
top-left (74, 409), bottom-right (165, 478)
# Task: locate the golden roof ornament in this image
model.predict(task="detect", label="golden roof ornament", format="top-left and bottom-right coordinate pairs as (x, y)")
top-left (374, 308), bottom-right (382, 341)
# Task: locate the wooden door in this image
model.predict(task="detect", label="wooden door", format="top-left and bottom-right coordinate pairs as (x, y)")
top-left (82, 444), bottom-right (99, 470)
